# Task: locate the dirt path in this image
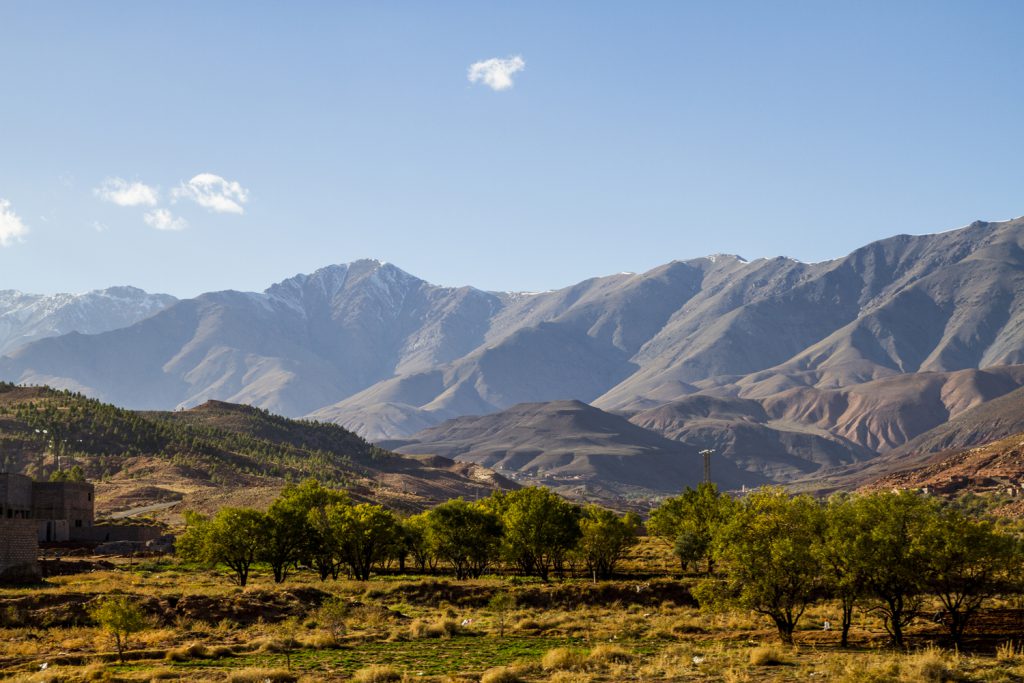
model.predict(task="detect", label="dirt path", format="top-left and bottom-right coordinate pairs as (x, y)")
top-left (105, 500), bottom-right (180, 519)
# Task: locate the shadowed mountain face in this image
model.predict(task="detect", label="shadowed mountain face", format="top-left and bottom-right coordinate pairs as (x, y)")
top-left (2, 218), bottom-right (1024, 489)
top-left (389, 400), bottom-right (764, 498)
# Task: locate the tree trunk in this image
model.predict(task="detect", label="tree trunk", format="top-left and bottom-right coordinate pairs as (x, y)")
top-left (840, 597), bottom-right (854, 648)
top-left (772, 615), bottom-right (795, 645)
top-left (887, 596), bottom-right (905, 648)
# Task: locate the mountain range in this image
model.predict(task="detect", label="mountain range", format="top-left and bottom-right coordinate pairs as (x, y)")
top-left (0, 286), bottom-right (176, 356)
top-left (2, 216), bottom-right (1024, 495)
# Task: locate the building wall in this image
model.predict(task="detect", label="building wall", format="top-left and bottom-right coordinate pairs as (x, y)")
top-left (38, 519), bottom-right (70, 543)
top-left (0, 473), bottom-right (33, 519)
top-left (31, 482), bottom-right (95, 530)
top-left (0, 518), bottom-right (41, 583)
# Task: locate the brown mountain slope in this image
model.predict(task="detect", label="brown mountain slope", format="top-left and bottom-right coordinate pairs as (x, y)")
top-left (789, 374), bottom-right (1024, 495)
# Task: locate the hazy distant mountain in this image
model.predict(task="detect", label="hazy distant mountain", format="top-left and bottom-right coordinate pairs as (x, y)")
top-left (2, 217), bottom-right (1024, 488)
top-left (389, 400), bottom-right (764, 498)
top-left (0, 286), bottom-right (176, 355)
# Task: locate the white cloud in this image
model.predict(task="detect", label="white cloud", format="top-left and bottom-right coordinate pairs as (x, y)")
top-left (0, 199), bottom-right (29, 247)
top-left (468, 55), bottom-right (525, 91)
top-left (172, 173), bottom-right (249, 214)
top-left (92, 220), bottom-right (109, 233)
top-left (94, 177), bottom-right (159, 207)
top-left (144, 208), bottom-right (188, 231)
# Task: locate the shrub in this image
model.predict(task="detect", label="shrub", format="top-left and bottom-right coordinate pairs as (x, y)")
top-left (165, 642), bottom-right (209, 661)
top-left (900, 647), bottom-right (958, 683)
top-left (350, 665), bottom-right (403, 683)
top-left (541, 647), bottom-right (586, 671)
top-left (588, 644), bottom-right (634, 664)
top-left (547, 673), bottom-right (595, 683)
top-left (748, 645), bottom-right (789, 666)
top-left (89, 595), bottom-right (148, 663)
top-left (996, 641), bottom-right (1023, 662)
top-left (226, 669), bottom-right (297, 683)
top-left (479, 666), bottom-right (527, 683)
top-left (514, 618), bottom-right (542, 632)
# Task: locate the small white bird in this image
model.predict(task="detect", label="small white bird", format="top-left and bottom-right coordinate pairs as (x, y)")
top-left (40, 663), bottom-right (49, 671)
top-left (692, 655), bottom-right (706, 665)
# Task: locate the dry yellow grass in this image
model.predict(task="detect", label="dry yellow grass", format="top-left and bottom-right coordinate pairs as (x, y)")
top-left (748, 644), bottom-right (790, 666)
top-left (587, 643), bottom-right (633, 664)
top-left (350, 664), bottom-right (404, 683)
top-left (541, 647), bottom-right (587, 672)
top-left (226, 668), bottom-right (298, 683)
top-left (479, 666), bottom-right (528, 683)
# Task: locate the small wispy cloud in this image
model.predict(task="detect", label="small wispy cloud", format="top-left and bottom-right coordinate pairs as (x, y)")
top-left (468, 55), bottom-right (525, 91)
top-left (0, 199), bottom-right (29, 247)
top-left (94, 177), bottom-right (159, 207)
top-left (144, 208), bottom-right (188, 231)
top-left (92, 220), bottom-right (109, 233)
top-left (172, 173), bottom-right (249, 214)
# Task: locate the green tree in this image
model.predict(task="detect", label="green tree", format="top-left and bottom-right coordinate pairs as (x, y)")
top-left (852, 491), bottom-right (938, 648)
top-left (647, 482), bottom-right (735, 574)
top-left (923, 506), bottom-right (1019, 647)
top-left (263, 479), bottom-right (348, 582)
top-left (402, 513), bottom-right (436, 574)
top-left (818, 494), bottom-right (871, 647)
top-left (49, 464), bottom-right (86, 482)
top-left (489, 592), bottom-right (516, 637)
top-left (577, 505), bottom-right (640, 580)
top-left (696, 488), bottom-right (824, 644)
top-left (89, 595), bottom-right (148, 662)
top-left (500, 487), bottom-right (582, 581)
top-left (324, 502), bottom-right (399, 580)
top-left (425, 499), bottom-right (502, 579)
top-left (177, 507), bottom-right (269, 586)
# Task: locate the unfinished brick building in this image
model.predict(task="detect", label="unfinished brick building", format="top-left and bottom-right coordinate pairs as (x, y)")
top-left (0, 473), bottom-right (96, 582)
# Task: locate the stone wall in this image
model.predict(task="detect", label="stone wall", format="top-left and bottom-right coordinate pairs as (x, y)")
top-left (0, 518), bottom-right (40, 583)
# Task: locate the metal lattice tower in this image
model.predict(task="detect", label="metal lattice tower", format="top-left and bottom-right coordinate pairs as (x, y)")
top-left (699, 449), bottom-right (715, 484)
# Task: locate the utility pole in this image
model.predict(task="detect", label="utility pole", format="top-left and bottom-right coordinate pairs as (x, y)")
top-left (699, 449), bottom-right (715, 484)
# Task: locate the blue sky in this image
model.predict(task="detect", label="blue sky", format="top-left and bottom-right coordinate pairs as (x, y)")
top-left (1, 2), bottom-right (1022, 297)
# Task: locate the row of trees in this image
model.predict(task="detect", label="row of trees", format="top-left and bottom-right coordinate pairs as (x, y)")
top-left (178, 481), bottom-right (642, 586)
top-left (178, 478), bottom-right (1022, 649)
top-left (649, 484), bottom-right (1020, 648)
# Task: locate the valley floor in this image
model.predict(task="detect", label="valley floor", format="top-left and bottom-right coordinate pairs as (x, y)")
top-left (3, 555), bottom-right (1024, 682)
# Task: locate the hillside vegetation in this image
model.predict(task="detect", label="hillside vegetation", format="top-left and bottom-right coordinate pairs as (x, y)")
top-left (0, 384), bottom-right (509, 519)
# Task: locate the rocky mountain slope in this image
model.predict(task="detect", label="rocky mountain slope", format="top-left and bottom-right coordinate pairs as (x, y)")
top-left (0, 286), bottom-right (176, 355)
top-left (862, 432), bottom-right (1024, 512)
top-left (2, 217), bottom-right (1024, 488)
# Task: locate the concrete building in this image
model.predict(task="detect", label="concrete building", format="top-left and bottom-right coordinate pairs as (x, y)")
top-left (32, 480), bottom-right (94, 542)
top-left (0, 472), bottom-right (95, 549)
